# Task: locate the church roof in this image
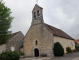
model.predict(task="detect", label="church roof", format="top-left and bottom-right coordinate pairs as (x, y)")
top-left (44, 23), bottom-right (74, 40)
top-left (35, 4), bottom-right (43, 8)
top-left (32, 4), bottom-right (43, 11)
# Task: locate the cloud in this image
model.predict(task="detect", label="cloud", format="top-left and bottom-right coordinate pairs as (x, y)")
top-left (41, 0), bottom-right (79, 39)
top-left (2, 0), bottom-right (79, 39)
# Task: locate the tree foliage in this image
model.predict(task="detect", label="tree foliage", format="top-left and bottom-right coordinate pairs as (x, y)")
top-left (0, 0), bottom-right (13, 45)
top-left (0, 51), bottom-right (20, 60)
top-left (53, 42), bottom-right (64, 56)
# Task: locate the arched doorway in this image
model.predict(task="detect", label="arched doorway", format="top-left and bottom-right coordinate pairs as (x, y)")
top-left (34, 48), bottom-right (39, 57)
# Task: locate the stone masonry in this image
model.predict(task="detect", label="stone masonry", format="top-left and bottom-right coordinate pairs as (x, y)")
top-left (6, 31), bottom-right (24, 51)
top-left (0, 44), bottom-right (6, 54)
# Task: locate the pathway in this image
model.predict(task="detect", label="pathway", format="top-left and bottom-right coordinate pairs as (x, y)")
top-left (19, 52), bottom-right (79, 60)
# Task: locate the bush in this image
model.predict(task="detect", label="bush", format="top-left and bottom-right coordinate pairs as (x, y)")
top-left (53, 42), bottom-right (64, 56)
top-left (75, 44), bottom-right (79, 51)
top-left (66, 46), bottom-right (72, 53)
top-left (72, 49), bottom-right (77, 52)
top-left (19, 52), bottom-right (25, 55)
top-left (0, 51), bottom-right (20, 60)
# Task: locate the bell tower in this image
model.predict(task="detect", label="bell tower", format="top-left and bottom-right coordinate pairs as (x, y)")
top-left (31, 4), bottom-right (44, 25)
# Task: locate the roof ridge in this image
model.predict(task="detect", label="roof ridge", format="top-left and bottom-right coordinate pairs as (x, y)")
top-left (35, 4), bottom-right (43, 9)
top-left (44, 23), bottom-right (62, 31)
top-left (8, 31), bottom-right (21, 41)
top-left (12, 31), bottom-right (20, 34)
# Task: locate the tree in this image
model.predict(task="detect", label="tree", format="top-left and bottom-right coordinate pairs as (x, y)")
top-left (53, 42), bottom-right (64, 56)
top-left (0, 0), bottom-right (13, 45)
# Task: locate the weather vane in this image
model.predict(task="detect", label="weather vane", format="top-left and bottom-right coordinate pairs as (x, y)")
top-left (36, 0), bottom-right (38, 4)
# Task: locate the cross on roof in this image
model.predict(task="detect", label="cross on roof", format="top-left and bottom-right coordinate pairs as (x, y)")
top-left (36, 0), bottom-right (38, 4)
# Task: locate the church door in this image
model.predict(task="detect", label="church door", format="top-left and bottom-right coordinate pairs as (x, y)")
top-left (34, 48), bottom-right (39, 57)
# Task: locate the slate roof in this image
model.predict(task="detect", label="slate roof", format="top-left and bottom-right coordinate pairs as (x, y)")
top-left (8, 31), bottom-right (20, 40)
top-left (44, 23), bottom-right (74, 40)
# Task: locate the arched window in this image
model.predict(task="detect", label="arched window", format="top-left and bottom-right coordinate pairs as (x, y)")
top-left (37, 10), bottom-right (39, 16)
top-left (36, 40), bottom-right (37, 45)
top-left (34, 12), bottom-right (36, 18)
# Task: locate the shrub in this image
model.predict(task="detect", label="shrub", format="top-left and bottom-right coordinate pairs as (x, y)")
top-left (0, 51), bottom-right (20, 60)
top-left (53, 42), bottom-right (64, 56)
top-left (72, 49), bottom-right (77, 52)
top-left (75, 44), bottom-right (79, 51)
top-left (66, 46), bottom-right (72, 53)
top-left (0, 53), bottom-right (6, 60)
top-left (19, 52), bottom-right (25, 55)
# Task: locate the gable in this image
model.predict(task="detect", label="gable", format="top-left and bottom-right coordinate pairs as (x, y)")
top-left (8, 31), bottom-right (20, 41)
top-left (44, 23), bottom-right (74, 40)
top-left (32, 4), bottom-right (43, 11)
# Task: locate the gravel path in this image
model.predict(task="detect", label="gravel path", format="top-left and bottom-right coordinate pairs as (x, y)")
top-left (49, 52), bottom-right (79, 60)
top-left (20, 52), bottom-right (79, 60)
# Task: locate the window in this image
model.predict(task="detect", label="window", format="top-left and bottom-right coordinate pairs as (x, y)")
top-left (34, 12), bottom-right (36, 18)
top-left (37, 10), bottom-right (39, 16)
top-left (71, 42), bottom-right (73, 46)
top-left (36, 40), bottom-right (38, 45)
top-left (11, 46), bottom-right (15, 51)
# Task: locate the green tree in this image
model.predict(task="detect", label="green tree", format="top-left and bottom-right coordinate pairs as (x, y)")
top-left (53, 42), bottom-right (64, 56)
top-left (0, 0), bottom-right (13, 45)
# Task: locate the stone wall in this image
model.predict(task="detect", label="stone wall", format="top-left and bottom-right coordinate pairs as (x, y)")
top-left (24, 24), bottom-right (43, 56)
top-left (0, 44), bottom-right (6, 54)
top-left (20, 48), bottom-right (23, 53)
top-left (24, 24), bottom-right (54, 57)
top-left (6, 31), bottom-right (24, 51)
top-left (54, 36), bottom-right (75, 53)
top-left (42, 24), bottom-right (54, 56)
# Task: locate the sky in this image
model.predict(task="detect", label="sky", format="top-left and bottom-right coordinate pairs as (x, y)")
top-left (2, 0), bottom-right (79, 39)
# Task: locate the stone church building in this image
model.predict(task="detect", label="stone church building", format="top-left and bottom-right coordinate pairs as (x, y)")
top-left (24, 4), bottom-right (75, 57)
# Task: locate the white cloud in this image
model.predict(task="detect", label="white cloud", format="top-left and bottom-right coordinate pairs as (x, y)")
top-left (2, 0), bottom-right (79, 39)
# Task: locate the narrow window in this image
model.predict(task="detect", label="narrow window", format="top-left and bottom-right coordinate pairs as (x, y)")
top-left (11, 46), bottom-right (15, 51)
top-left (36, 40), bottom-right (37, 45)
top-left (37, 10), bottom-right (39, 16)
top-left (34, 12), bottom-right (36, 18)
top-left (71, 42), bottom-right (73, 46)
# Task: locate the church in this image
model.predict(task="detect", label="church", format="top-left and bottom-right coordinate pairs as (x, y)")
top-left (24, 4), bottom-right (75, 57)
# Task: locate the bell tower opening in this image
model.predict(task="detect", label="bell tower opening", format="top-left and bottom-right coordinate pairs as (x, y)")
top-left (34, 12), bottom-right (36, 18)
top-left (34, 48), bottom-right (39, 57)
top-left (37, 10), bottom-right (39, 16)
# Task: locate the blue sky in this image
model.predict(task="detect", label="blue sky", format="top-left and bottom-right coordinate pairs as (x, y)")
top-left (2, 0), bottom-right (79, 39)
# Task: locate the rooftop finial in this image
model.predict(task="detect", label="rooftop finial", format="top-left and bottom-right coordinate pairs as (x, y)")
top-left (36, 0), bottom-right (38, 4)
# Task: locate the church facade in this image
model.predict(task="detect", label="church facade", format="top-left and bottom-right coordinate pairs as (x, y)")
top-left (24, 4), bottom-right (75, 57)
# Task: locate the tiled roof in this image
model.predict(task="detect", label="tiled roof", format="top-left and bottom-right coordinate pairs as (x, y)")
top-left (75, 40), bottom-right (79, 42)
top-left (44, 23), bottom-right (74, 40)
